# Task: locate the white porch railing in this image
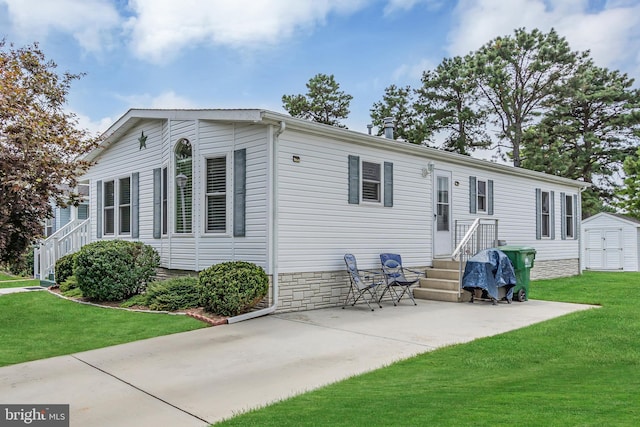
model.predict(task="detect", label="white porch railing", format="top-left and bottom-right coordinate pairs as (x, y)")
top-left (34, 219), bottom-right (91, 281)
top-left (451, 218), bottom-right (500, 297)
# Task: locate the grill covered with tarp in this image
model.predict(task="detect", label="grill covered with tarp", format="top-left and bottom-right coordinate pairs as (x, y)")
top-left (462, 248), bottom-right (516, 303)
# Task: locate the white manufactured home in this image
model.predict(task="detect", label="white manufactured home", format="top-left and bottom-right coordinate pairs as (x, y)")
top-left (36, 109), bottom-right (588, 312)
top-left (582, 212), bottom-right (640, 271)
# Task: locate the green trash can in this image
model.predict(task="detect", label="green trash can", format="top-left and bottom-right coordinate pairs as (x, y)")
top-left (497, 246), bottom-right (536, 302)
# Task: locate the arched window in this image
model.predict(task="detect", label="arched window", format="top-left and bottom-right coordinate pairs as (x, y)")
top-left (174, 138), bottom-right (192, 233)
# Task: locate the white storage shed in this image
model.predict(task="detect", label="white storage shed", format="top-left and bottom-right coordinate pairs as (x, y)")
top-left (582, 212), bottom-right (640, 271)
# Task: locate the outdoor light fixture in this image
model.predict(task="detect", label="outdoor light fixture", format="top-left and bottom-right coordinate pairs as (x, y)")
top-left (421, 161), bottom-right (435, 177)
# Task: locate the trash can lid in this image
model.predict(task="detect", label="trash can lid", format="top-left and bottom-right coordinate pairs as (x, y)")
top-left (497, 245), bottom-right (537, 253)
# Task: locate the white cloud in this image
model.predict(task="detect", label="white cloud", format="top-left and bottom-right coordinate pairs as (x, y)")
top-left (392, 58), bottom-right (437, 81)
top-left (75, 113), bottom-right (115, 136)
top-left (384, 0), bottom-right (443, 15)
top-left (447, 0), bottom-right (640, 72)
top-left (117, 90), bottom-right (204, 110)
top-left (125, 0), bottom-right (368, 63)
top-left (0, 0), bottom-right (120, 52)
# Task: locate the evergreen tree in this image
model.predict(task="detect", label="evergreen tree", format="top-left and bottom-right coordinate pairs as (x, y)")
top-left (282, 73), bottom-right (353, 128)
top-left (416, 56), bottom-right (491, 155)
top-left (369, 84), bottom-right (429, 144)
top-left (522, 60), bottom-right (640, 216)
top-left (472, 28), bottom-right (585, 166)
top-left (616, 147), bottom-right (640, 219)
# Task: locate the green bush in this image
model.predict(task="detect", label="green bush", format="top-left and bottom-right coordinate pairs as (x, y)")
top-left (59, 275), bottom-right (78, 293)
top-left (199, 261), bottom-right (269, 316)
top-left (2, 247), bottom-right (34, 277)
top-left (55, 253), bottom-right (77, 285)
top-left (75, 240), bottom-right (160, 301)
top-left (120, 294), bottom-right (148, 308)
top-left (145, 277), bottom-right (201, 311)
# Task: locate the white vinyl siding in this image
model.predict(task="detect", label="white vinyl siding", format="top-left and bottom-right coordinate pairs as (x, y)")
top-left (205, 156), bottom-right (227, 233)
top-left (582, 213), bottom-right (640, 271)
top-left (277, 129), bottom-right (431, 273)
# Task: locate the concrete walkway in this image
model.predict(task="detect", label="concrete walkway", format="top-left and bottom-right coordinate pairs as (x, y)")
top-left (0, 299), bottom-right (596, 426)
top-left (0, 285), bottom-right (45, 294)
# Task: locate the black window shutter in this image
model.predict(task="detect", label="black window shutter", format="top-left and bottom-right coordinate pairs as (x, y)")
top-left (535, 188), bottom-right (541, 240)
top-left (348, 155), bottom-right (360, 204)
top-left (153, 168), bottom-right (161, 239)
top-left (488, 180), bottom-right (494, 215)
top-left (131, 173), bottom-right (140, 238)
top-left (96, 180), bottom-right (103, 239)
top-left (234, 149), bottom-right (247, 237)
top-left (560, 192), bottom-right (566, 240)
top-left (384, 162), bottom-right (393, 207)
top-left (469, 176), bottom-right (477, 214)
top-left (550, 190), bottom-right (555, 240)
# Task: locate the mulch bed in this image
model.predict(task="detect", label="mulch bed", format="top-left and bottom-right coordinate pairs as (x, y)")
top-left (47, 286), bottom-right (228, 326)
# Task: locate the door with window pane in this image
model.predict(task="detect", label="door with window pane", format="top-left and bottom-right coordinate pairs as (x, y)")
top-left (434, 170), bottom-right (452, 256)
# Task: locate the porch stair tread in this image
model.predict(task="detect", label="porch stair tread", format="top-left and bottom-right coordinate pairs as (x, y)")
top-left (414, 259), bottom-right (468, 303)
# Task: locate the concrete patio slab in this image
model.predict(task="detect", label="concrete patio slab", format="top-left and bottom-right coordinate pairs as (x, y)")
top-left (0, 299), bottom-right (596, 426)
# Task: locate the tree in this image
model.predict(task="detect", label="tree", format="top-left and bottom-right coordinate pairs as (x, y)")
top-left (472, 28), bottom-right (585, 166)
top-left (0, 41), bottom-right (95, 264)
top-left (282, 73), bottom-right (353, 128)
top-left (369, 84), bottom-right (430, 144)
top-left (521, 60), bottom-right (640, 217)
top-left (616, 147), bottom-right (640, 219)
top-left (415, 56), bottom-right (491, 155)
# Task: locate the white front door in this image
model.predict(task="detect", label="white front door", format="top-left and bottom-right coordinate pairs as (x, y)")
top-left (585, 228), bottom-right (623, 270)
top-left (433, 170), bottom-right (452, 257)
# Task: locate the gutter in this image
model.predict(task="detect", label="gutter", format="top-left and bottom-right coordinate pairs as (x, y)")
top-left (227, 120), bottom-right (285, 324)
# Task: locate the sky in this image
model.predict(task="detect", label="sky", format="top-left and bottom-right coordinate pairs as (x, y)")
top-left (1, 0), bottom-right (640, 137)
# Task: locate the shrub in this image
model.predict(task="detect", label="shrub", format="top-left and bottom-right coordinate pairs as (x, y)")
top-left (2, 247), bottom-right (34, 277)
top-left (55, 253), bottom-right (77, 285)
top-left (145, 277), bottom-right (201, 311)
top-left (120, 294), bottom-right (148, 308)
top-left (199, 261), bottom-right (269, 316)
top-left (59, 275), bottom-right (78, 293)
top-left (75, 240), bottom-right (160, 301)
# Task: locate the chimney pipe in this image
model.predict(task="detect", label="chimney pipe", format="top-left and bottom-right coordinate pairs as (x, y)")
top-left (366, 124), bottom-right (373, 135)
top-left (383, 117), bottom-right (394, 139)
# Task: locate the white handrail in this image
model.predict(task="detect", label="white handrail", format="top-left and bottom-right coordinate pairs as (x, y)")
top-left (35, 218), bottom-right (91, 281)
top-left (451, 218), bottom-right (480, 261)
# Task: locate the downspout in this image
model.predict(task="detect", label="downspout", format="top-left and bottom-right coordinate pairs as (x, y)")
top-left (578, 186), bottom-right (588, 274)
top-left (228, 120), bottom-right (285, 323)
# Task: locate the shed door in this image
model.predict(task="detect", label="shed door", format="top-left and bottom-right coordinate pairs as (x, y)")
top-left (585, 228), bottom-right (623, 270)
top-left (433, 170), bottom-right (452, 257)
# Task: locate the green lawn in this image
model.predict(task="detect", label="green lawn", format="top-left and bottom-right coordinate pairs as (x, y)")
top-left (215, 272), bottom-right (640, 426)
top-left (0, 291), bottom-right (207, 367)
top-left (0, 272), bottom-right (41, 288)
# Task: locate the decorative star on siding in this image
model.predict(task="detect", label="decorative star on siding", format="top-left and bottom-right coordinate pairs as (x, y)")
top-left (138, 131), bottom-right (147, 150)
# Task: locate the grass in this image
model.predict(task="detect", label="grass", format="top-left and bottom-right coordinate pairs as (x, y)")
top-left (215, 272), bottom-right (640, 426)
top-left (0, 291), bottom-right (207, 367)
top-left (0, 272), bottom-right (41, 288)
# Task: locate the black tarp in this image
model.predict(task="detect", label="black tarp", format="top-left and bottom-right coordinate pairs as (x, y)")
top-left (462, 248), bottom-right (516, 301)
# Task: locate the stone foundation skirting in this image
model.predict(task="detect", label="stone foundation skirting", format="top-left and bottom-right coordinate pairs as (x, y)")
top-left (530, 258), bottom-right (580, 280)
